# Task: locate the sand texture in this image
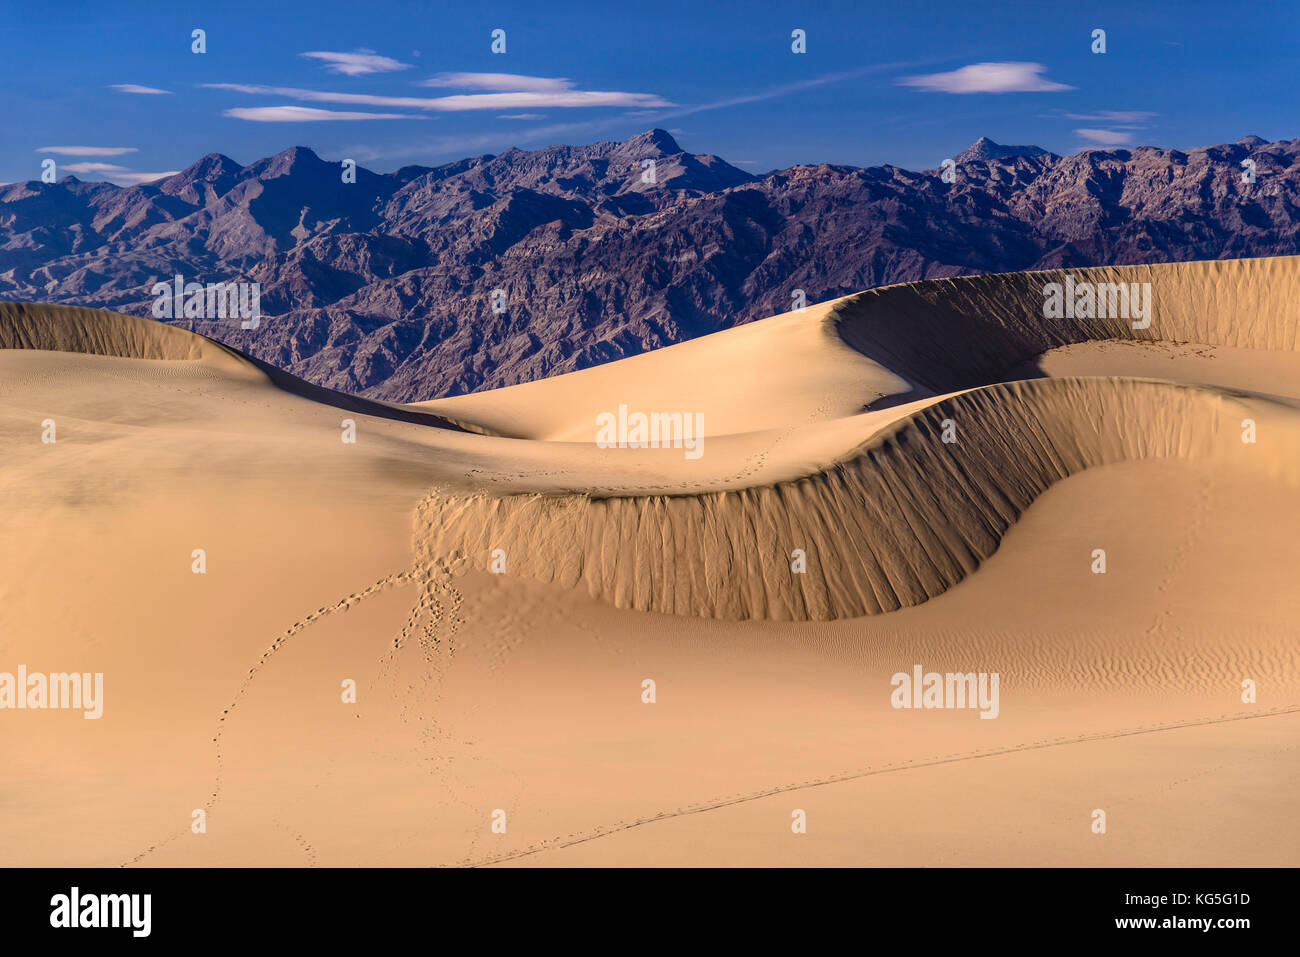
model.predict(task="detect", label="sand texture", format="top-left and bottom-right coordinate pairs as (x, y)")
top-left (2, 256), bottom-right (1298, 866)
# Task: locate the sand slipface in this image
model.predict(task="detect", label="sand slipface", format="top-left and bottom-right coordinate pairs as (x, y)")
top-left (831, 257), bottom-right (1300, 390)
top-left (0, 300), bottom-right (213, 360)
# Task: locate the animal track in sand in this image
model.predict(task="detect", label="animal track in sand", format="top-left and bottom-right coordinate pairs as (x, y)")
top-left (450, 705), bottom-right (1300, 868)
top-left (121, 570), bottom-right (411, 866)
top-left (273, 818), bottom-right (319, 867)
top-left (1145, 473), bottom-right (1214, 639)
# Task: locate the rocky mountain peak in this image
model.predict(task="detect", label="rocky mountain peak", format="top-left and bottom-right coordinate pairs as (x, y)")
top-left (159, 153), bottom-right (245, 201)
top-left (246, 146), bottom-right (330, 181)
top-left (955, 136), bottom-right (1049, 164)
top-left (616, 129), bottom-right (683, 156)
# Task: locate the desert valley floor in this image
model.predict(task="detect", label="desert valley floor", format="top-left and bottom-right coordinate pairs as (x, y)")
top-left (2, 255), bottom-right (1298, 866)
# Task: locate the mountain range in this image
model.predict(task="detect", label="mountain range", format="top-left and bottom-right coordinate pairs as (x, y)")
top-left (2, 129), bottom-right (1296, 400)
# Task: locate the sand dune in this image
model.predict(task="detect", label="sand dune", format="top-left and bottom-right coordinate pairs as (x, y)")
top-left (0, 301), bottom-right (465, 430)
top-left (2, 255), bottom-right (1298, 866)
top-left (416, 256), bottom-right (1300, 619)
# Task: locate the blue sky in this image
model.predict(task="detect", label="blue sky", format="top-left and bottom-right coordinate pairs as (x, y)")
top-left (3, 0), bottom-right (1297, 184)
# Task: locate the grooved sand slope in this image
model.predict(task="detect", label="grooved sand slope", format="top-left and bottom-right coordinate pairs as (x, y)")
top-left (418, 255), bottom-right (1300, 619)
top-left (423, 378), bottom-right (1296, 619)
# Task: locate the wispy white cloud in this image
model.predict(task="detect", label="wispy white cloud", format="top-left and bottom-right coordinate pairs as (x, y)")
top-left (36, 146), bottom-right (138, 156)
top-left (223, 105), bottom-right (426, 122)
top-left (109, 171), bottom-right (180, 185)
top-left (1062, 110), bottom-right (1156, 124)
top-left (43, 158), bottom-right (178, 185)
top-left (204, 83), bottom-right (671, 111)
top-left (1075, 128), bottom-right (1135, 146)
top-left (900, 62), bottom-right (1073, 94)
top-left (63, 162), bottom-right (131, 173)
top-left (420, 73), bottom-right (572, 91)
top-left (498, 113), bottom-right (544, 120)
top-left (109, 84), bottom-right (172, 95)
top-left (300, 49), bottom-right (413, 76)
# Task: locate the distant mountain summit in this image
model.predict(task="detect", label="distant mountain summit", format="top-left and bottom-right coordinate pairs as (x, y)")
top-left (954, 136), bottom-right (1051, 164)
top-left (616, 128), bottom-right (684, 155)
top-left (2, 130), bottom-right (1297, 400)
top-left (159, 153), bottom-right (244, 204)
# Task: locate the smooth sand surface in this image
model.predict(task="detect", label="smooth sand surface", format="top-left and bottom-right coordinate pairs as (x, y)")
top-left (1, 255), bottom-right (1298, 866)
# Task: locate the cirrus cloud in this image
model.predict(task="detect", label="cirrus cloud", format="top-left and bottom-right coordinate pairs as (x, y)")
top-left (300, 49), bottom-right (413, 76)
top-left (1075, 128), bottom-right (1136, 146)
top-left (62, 162), bottom-right (131, 173)
top-left (419, 73), bottom-right (572, 91)
top-left (109, 171), bottom-right (181, 186)
top-left (1062, 110), bottom-right (1156, 124)
top-left (223, 105), bottom-right (427, 122)
top-left (109, 84), bottom-right (172, 95)
top-left (56, 164), bottom-right (179, 185)
top-left (36, 146), bottom-right (138, 156)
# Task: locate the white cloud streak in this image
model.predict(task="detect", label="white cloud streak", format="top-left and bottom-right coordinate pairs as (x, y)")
top-left (109, 84), bottom-right (172, 95)
top-left (1062, 110), bottom-right (1156, 123)
top-left (1075, 128), bottom-right (1135, 146)
top-left (900, 62), bottom-right (1073, 94)
top-left (36, 146), bottom-right (138, 156)
top-left (62, 162), bottom-right (131, 173)
top-left (223, 105), bottom-right (427, 122)
top-left (300, 50), bottom-right (413, 76)
top-left (419, 73), bottom-right (572, 91)
top-left (109, 171), bottom-right (181, 185)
